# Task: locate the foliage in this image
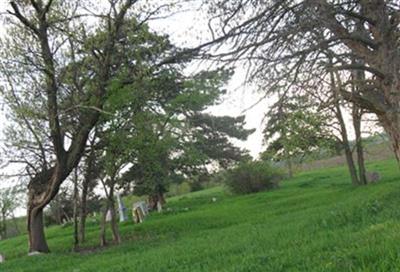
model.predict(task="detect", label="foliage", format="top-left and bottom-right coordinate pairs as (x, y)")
top-left (118, 69), bottom-right (254, 199)
top-left (0, 186), bottom-right (22, 239)
top-left (224, 161), bottom-right (283, 194)
top-left (262, 94), bottom-right (335, 163)
top-left (45, 186), bottom-right (101, 227)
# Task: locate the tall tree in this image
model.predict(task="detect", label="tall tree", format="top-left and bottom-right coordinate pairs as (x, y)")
top-left (120, 70), bottom-right (254, 208)
top-left (0, 0), bottom-right (181, 253)
top-left (262, 93), bottom-right (334, 178)
top-left (206, 0), bottom-right (400, 161)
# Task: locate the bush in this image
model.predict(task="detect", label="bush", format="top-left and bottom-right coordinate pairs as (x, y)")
top-left (225, 161), bottom-right (283, 194)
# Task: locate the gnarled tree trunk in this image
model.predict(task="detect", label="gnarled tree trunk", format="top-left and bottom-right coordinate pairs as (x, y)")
top-left (28, 208), bottom-right (48, 253)
top-left (379, 113), bottom-right (400, 162)
top-left (27, 166), bottom-right (66, 253)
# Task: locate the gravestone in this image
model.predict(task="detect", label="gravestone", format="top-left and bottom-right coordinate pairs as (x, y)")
top-left (157, 201), bottom-right (162, 213)
top-left (28, 251), bottom-right (41, 256)
top-left (116, 192), bottom-right (127, 222)
top-left (132, 201), bottom-right (148, 223)
top-left (105, 209), bottom-right (112, 222)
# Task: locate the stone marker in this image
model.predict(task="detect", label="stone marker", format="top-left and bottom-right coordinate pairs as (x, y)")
top-left (132, 201), bottom-right (148, 223)
top-left (0, 253), bottom-right (4, 263)
top-left (105, 209), bottom-right (112, 222)
top-left (116, 192), bottom-right (127, 222)
top-left (28, 251), bottom-right (42, 256)
top-left (157, 201), bottom-right (163, 213)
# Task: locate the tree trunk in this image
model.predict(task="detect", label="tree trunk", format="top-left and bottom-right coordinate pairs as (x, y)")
top-left (287, 157), bottom-right (293, 178)
top-left (99, 206), bottom-right (107, 247)
top-left (149, 192), bottom-right (166, 212)
top-left (0, 212), bottom-right (6, 239)
top-left (27, 165), bottom-right (68, 253)
top-left (331, 70), bottom-right (360, 185)
top-left (28, 208), bottom-right (49, 253)
top-left (334, 101), bottom-right (359, 185)
top-left (79, 145), bottom-right (96, 244)
top-left (109, 202), bottom-right (120, 244)
top-left (379, 113), bottom-right (400, 163)
top-left (108, 186), bottom-right (120, 244)
top-left (353, 105), bottom-right (367, 185)
top-left (79, 180), bottom-right (88, 244)
top-left (73, 169), bottom-right (79, 251)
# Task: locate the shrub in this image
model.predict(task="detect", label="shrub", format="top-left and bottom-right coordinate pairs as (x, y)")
top-left (225, 161), bottom-right (283, 194)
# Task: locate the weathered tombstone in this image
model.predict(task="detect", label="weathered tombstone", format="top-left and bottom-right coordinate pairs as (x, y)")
top-left (157, 201), bottom-right (163, 213)
top-left (116, 192), bottom-right (127, 222)
top-left (0, 253), bottom-right (4, 263)
top-left (132, 201), bottom-right (148, 223)
top-left (137, 207), bottom-right (145, 223)
top-left (28, 251), bottom-right (41, 256)
top-left (105, 209), bottom-right (112, 222)
top-left (140, 201), bottom-right (149, 215)
top-left (366, 172), bottom-right (381, 184)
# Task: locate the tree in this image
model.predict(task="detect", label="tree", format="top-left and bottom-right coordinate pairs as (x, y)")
top-left (120, 69), bottom-right (254, 209)
top-left (78, 137), bottom-right (101, 244)
top-left (0, 0), bottom-right (182, 253)
top-left (262, 93), bottom-right (334, 177)
top-left (0, 187), bottom-right (21, 240)
top-left (206, 0), bottom-right (400, 161)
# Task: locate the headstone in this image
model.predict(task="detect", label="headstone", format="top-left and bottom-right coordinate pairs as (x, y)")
top-left (366, 172), bottom-right (381, 184)
top-left (105, 209), bottom-right (112, 222)
top-left (0, 254), bottom-right (4, 263)
top-left (157, 201), bottom-right (163, 213)
top-left (140, 201), bottom-right (149, 215)
top-left (132, 201), bottom-right (148, 223)
top-left (133, 206), bottom-right (144, 223)
top-left (116, 192), bottom-right (127, 222)
top-left (28, 251), bottom-right (42, 256)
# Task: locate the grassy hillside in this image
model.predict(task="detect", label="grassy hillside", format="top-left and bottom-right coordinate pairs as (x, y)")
top-left (1, 159), bottom-right (400, 271)
top-left (298, 140), bottom-right (395, 172)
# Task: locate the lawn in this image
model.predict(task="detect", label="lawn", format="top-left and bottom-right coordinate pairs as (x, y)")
top-left (1, 159), bottom-right (400, 271)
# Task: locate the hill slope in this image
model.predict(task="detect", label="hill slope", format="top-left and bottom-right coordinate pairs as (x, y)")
top-left (1, 159), bottom-right (400, 271)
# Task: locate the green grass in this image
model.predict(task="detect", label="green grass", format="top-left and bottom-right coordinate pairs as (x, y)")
top-left (1, 159), bottom-right (400, 271)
